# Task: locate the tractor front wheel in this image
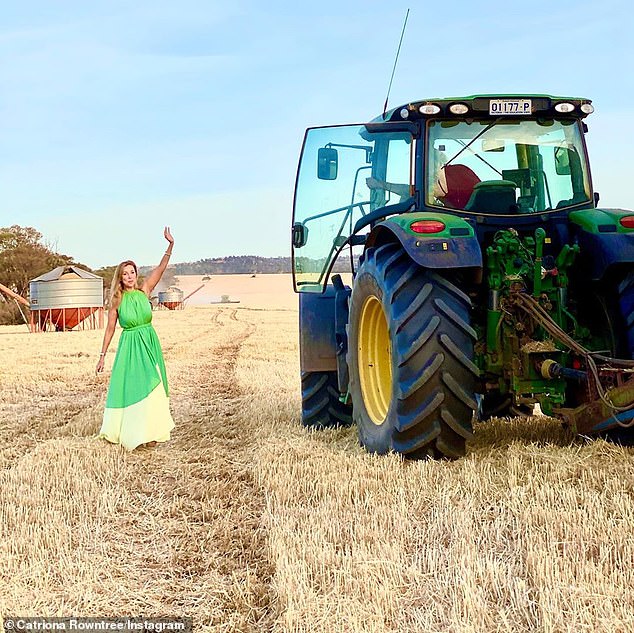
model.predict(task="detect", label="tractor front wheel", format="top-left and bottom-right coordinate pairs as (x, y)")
top-left (347, 243), bottom-right (479, 459)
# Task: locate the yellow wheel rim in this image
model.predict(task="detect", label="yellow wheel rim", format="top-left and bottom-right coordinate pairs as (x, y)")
top-left (358, 295), bottom-right (392, 425)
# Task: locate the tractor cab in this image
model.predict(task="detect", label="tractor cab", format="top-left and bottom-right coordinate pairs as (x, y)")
top-left (292, 95), bottom-right (595, 293)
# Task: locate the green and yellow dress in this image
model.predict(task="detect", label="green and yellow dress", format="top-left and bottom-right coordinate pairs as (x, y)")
top-left (98, 289), bottom-right (174, 450)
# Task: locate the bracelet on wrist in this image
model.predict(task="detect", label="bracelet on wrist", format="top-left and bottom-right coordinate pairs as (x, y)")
top-left (100, 352), bottom-right (106, 356)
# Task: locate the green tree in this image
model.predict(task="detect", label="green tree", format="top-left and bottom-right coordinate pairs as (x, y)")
top-left (0, 225), bottom-right (94, 297)
top-left (94, 265), bottom-right (118, 293)
top-left (0, 225), bottom-right (93, 324)
top-left (0, 225), bottom-right (43, 251)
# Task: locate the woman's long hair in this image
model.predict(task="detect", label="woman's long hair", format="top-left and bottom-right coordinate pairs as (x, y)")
top-left (107, 260), bottom-right (138, 310)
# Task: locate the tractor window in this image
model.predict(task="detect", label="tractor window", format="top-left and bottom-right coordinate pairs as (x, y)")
top-left (425, 119), bottom-right (592, 214)
top-left (293, 125), bottom-right (412, 292)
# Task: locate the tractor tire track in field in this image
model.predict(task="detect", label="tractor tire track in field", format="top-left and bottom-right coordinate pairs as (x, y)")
top-left (125, 307), bottom-right (275, 630)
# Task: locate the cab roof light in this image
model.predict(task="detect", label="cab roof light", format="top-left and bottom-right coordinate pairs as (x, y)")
top-left (555, 102), bottom-right (575, 113)
top-left (400, 108), bottom-right (410, 119)
top-left (419, 104), bottom-right (441, 115)
top-left (410, 220), bottom-right (446, 234)
top-left (580, 103), bottom-right (594, 114)
top-left (449, 103), bottom-right (469, 115)
top-left (619, 216), bottom-right (634, 229)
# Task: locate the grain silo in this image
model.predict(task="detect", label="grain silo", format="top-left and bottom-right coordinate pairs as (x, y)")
top-left (158, 286), bottom-right (184, 310)
top-left (29, 266), bottom-right (104, 332)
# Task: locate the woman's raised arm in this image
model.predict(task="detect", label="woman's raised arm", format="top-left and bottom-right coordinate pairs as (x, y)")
top-left (142, 227), bottom-right (174, 295)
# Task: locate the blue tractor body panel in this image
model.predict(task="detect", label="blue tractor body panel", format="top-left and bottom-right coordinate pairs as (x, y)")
top-left (299, 278), bottom-right (351, 377)
top-left (570, 208), bottom-right (634, 279)
top-left (299, 286), bottom-right (337, 372)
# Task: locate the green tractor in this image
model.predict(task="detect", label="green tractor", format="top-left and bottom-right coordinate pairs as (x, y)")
top-left (292, 94), bottom-right (634, 459)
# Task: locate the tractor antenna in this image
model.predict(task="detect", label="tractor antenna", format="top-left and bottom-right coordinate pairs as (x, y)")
top-left (382, 8), bottom-right (410, 120)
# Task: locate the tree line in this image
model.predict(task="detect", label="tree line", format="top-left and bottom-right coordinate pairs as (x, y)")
top-left (162, 255), bottom-right (290, 275)
top-left (149, 255), bottom-right (353, 276)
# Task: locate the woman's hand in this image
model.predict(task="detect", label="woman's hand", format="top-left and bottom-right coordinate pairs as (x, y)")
top-left (96, 355), bottom-right (105, 374)
top-left (164, 226), bottom-right (174, 246)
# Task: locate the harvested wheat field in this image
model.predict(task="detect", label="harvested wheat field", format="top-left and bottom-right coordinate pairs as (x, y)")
top-left (2, 274), bottom-right (634, 632)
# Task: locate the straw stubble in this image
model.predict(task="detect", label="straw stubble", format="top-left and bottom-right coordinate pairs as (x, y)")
top-left (1, 293), bottom-right (633, 631)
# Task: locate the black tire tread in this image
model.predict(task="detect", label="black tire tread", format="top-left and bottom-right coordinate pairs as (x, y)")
top-left (617, 271), bottom-right (634, 358)
top-left (301, 371), bottom-right (352, 429)
top-left (348, 242), bottom-right (478, 459)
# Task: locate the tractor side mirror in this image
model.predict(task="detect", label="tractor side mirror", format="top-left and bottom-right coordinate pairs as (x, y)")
top-left (317, 147), bottom-right (338, 180)
top-left (292, 222), bottom-right (308, 248)
top-left (554, 146), bottom-right (571, 175)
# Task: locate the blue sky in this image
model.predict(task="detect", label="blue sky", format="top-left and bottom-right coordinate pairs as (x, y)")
top-left (1, 0), bottom-right (633, 268)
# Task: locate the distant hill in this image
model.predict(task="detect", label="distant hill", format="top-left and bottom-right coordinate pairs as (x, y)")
top-left (140, 255), bottom-right (354, 276)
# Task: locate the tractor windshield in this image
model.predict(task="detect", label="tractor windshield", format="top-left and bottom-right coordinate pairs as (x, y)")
top-left (293, 124), bottom-right (413, 291)
top-left (425, 118), bottom-right (592, 214)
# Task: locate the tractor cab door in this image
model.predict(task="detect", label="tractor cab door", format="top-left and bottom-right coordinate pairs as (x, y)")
top-left (292, 124), bottom-right (414, 293)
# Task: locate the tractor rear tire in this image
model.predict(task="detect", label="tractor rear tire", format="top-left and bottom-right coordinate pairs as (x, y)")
top-left (571, 275), bottom-right (634, 445)
top-left (479, 391), bottom-right (512, 420)
top-left (347, 243), bottom-right (479, 459)
top-left (301, 371), bottom-right (353, 429)
top-left (617, 271), bottom-right (634, 359)
top-left (600, 273), bottom-right (634, 445)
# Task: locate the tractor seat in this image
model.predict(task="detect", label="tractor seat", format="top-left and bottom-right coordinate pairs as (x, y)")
top-left (464, 180), bottom-right (518, 214)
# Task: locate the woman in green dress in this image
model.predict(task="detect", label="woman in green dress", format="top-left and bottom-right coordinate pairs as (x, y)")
top-left (96, 227), bottom-right (175, 450)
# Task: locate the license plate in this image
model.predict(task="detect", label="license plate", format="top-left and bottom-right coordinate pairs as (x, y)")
top-left (489, 99), bottom-right (532, 115)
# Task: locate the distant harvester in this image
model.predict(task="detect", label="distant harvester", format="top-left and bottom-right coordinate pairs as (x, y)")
top-left (29, 266), bottom-right (104, 332)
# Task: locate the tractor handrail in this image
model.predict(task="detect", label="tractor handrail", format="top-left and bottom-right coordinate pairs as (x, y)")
top-left (352, 197), bottom-right (415, 234)
top-left (299, 197), bottom-right (416, 290)
top-left (302, 200), bottom-right (369, 225)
